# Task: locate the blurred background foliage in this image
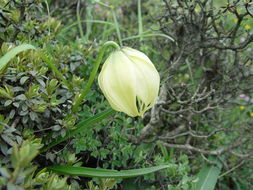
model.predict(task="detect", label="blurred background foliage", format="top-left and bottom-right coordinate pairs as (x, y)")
top-left (0, 0), bottom-right (252, 189)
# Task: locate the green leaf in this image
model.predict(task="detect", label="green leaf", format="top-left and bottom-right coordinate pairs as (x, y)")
top-left (0, 44), bottom-right (71, 91)
top-left (122, 33), bottom-right (175, 42)
top-left (0, 86), bottom-right (13, 99)
top-left (41, 109), bottom-right (116, 152)
top-left (37, 50), bottom-right (72, 91)
top-left (48, 165), bottom-right (170, 178)
top-left (194, 157), bottom-right (222, 190)
top-left (0, 44), bottom-right (36, 72)
top-left (157, 142), bottom-right (170, 162)
top-left (59, 20), bottom-right (114, 37)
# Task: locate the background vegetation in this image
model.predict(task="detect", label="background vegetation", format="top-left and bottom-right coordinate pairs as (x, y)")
top-left (0, 0), bottom-right (252, 189)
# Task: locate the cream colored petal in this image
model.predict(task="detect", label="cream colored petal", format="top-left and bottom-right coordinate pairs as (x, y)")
top-left (98, 50), bottom-right (139, 117)
top-left (122, 48), bottom-right (160, 108)
top-left (98, 53), bottom-right (120, 110)
top-left (122, 47), bottom-right (156, 70)
top-left (98, 58), bottom-right (125, 112)
top-left (134, 58), bottom-right (160, 104)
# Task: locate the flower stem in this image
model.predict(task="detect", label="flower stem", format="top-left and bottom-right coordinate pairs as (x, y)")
top-left (71, 41), bottom-right (120, 113)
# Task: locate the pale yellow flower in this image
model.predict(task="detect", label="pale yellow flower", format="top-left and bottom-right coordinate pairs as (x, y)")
top-left (245, 25), bottom-right (251, 30)
top-left (239, 106), bottom-right (245, 110)
top-left (98, 47), bottom-right (160, 117)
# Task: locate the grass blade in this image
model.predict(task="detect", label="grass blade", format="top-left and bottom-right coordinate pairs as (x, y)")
top-left (0, 44), bottom-right (35, 72)
top-left (0, 44), bottom-right (72, 90)
top-left (37, 50), bottom-right (72, 91)
top-left (41, 109), bottom-right (116, 152)
top-left (194, 157), bottom-right (222, 190)
top-left (122, 33), bottom-right (175, 42)
top-left (138, 0), bottom-right (143, 41)
top-left (60, 20), bottom-right (114, 35)
top-left (48, 165), bottom-right (170, 178)
top-left (112, 8), bottom-right (123, 46)
top-left (76, 0), bottom-right (84, 39)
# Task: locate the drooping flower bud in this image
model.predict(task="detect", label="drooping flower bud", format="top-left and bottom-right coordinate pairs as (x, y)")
top-left (98, 47), bottom-right (160, 117)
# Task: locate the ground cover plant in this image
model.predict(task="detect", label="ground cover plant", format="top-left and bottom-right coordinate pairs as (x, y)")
top-left (0, 0), bottom-right (253, 189)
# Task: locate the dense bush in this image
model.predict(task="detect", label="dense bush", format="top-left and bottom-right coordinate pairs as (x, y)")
top-left (0, 0), bottom-right (252, 190)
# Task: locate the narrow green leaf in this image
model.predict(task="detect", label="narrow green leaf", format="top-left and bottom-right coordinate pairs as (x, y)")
top-left (37, 50), bottom-right (72, 91)
top-left (48, 165), bottom-right (170, 178)
top-left (41, 109), bottom-right (115, 152)
top-left (60, 20), bottom-right (114, 36)
top-left (194, 157), bottom-right (222, 190)
top-left (93, 0), bottom-right (111, 8)
top-left (0, 44), bottom-right (36, 72)
top-left (112, 9), bottom-right (123, 46)
top-left (0, 87), bottom-right (13, 99)
top-left (157, 142), bottom-right (170, 162)
top-left (122, 33), bottom-right (175, 42)
top-left (0, 44), bottom-right (71, 91)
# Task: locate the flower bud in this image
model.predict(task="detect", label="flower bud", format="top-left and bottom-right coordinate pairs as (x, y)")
top-left (98, 47), bottom-right (160, 117)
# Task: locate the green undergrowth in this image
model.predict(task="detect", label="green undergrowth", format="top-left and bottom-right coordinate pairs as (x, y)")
top-left (0, 0), bottom-right (195, 189)
top-left (0, 0), bottom-right (252, 190)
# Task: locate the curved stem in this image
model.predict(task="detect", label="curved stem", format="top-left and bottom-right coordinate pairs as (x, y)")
top-left (71, 41), bottom-right (120, 113)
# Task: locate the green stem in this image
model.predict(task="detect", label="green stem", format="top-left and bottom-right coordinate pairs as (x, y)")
top-left (77, 0), bottom-right (84, 39)
top-left (44, 0), bottom-right (51, 36)
top-left (137, 0), bottom-right (143, 42)
top-left (93, 0), bottom-right (110, 8)
top-left (111, 8), bottom-right (123, 46)
top-left (71, 41), bottom-right (120, 113)
top-left (84, 2), bottom-right (93, 41)
top-left (41, 109), bottom-right (116, 152)
top-left (91, 1), bottom-right (122, 46)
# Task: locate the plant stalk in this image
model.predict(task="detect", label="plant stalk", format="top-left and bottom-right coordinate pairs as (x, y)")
top-left (71, 41), bottom-right (120, 113)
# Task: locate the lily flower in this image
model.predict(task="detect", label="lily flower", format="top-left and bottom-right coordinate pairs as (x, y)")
top-left (98, 47), bottom-right (160, 117)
